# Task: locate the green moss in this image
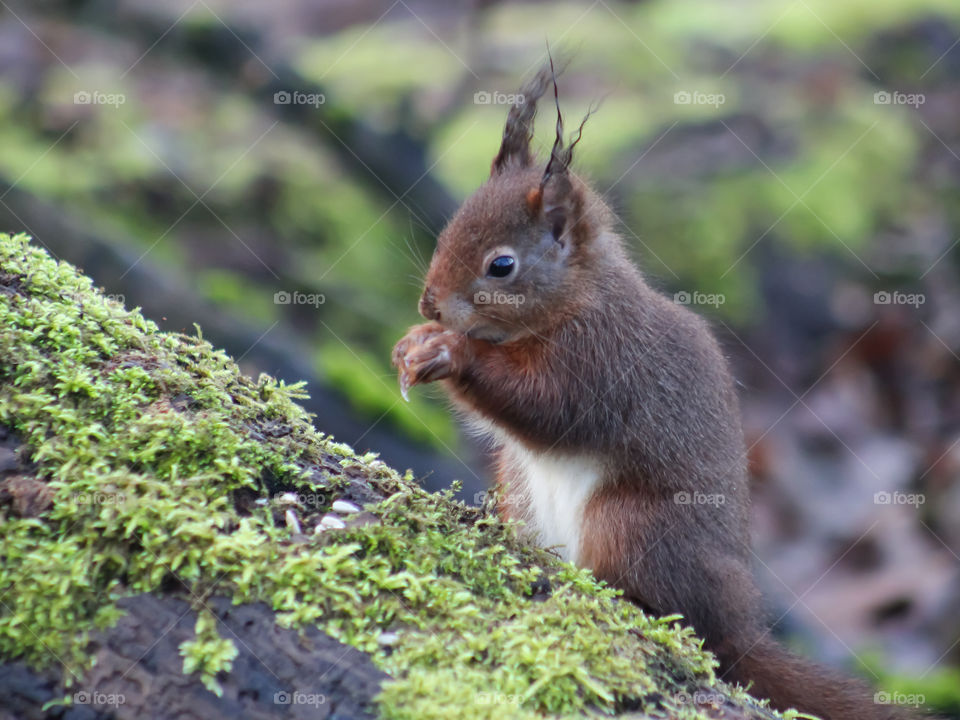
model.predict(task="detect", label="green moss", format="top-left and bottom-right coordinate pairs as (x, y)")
top-left (0, 233), bottom-right (775, 718)
top-left (180, 610), bottom-right (239, 696)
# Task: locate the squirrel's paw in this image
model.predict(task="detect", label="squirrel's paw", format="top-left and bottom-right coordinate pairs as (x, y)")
top-left (392, 323), bottom-right (461, 400)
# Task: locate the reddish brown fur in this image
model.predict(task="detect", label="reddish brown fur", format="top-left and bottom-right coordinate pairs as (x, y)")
top-left (393, 64), bottom-right (920, 720)
top-left (525, 187), bottom-right (542, 213)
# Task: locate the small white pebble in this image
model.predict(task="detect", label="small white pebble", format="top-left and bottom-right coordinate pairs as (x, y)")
top-left (332, 499), bottom-right (361, 514)
top-left (254, 498), bottom-right (268, 506)
top-left (377, 632), bottom-right (399, 646)
top-left (278, 492), bottom-right (300, 505)
top-left (319, 514), bottom-right (346, 530)
top-left (284, 509), bottom-right (302, 534)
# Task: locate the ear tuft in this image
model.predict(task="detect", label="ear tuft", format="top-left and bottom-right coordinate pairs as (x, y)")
top-left (490, 68), bottom-right (552, 176)
top-left (539, 54), bottom-right (596, 196)
top-left (525, 187), bottom-right (542, 214)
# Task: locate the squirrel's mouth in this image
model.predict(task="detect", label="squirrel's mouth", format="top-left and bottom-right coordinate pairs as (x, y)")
top-left (463, 326), bottom-right (506, 343)
top-left (463, 325), bottom-right (510, 345)
top-left (440, 301), bottom-right (522, 344)
top-left (463, 323), bottom-right (525, 345)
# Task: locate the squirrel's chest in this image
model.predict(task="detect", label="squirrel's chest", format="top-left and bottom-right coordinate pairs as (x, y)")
top-left (496, 436), bottom-right (604, 564)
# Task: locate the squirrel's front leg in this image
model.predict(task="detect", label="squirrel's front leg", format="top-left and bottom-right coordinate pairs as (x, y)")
top-left (392, 323), bottom-right (474, 400)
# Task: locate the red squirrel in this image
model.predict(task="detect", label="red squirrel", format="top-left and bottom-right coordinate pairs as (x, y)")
top-left (392, 63), bottom-right (915, 720)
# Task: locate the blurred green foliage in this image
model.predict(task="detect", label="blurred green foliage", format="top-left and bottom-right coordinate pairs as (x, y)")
top-left (860, 652), bottom-right (960, 716)
top-left (0, 0), bottom-right (958, 447)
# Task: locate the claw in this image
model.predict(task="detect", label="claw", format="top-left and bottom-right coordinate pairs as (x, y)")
top-left (392, 323), bottom-right (454, 401)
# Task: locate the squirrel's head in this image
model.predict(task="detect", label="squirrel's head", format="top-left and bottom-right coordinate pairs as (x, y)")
top-left (419, 61), bottom-right (607, 344)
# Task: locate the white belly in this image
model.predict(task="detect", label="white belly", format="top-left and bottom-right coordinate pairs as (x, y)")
top-left (498, 436), bottom-right (603, 564)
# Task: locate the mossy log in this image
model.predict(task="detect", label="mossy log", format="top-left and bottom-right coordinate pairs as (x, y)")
top-left (0, 234), bottom-right (787, 719)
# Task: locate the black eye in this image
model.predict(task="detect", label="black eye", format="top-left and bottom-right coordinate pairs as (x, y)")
top-left (487, 255), bottom-right (515, 278)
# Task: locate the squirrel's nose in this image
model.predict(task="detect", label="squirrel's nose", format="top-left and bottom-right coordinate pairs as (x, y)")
top-left (419, 289), bottom-right (441, 321)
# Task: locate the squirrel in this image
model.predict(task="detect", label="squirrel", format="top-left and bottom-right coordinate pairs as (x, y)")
top-left (392, 62), bottom-right (916, 720)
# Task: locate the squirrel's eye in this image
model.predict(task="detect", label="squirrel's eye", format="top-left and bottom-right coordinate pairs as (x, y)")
top-left (487, 255), bottom-right (515, 278)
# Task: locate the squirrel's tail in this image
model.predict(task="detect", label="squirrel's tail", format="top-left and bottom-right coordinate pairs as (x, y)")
top-left (716, 634), bottom-right (915, 720)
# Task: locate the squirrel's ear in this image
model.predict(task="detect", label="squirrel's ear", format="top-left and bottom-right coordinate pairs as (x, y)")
top-left (540, 174), bottom-right (577, 245)
top-left (525, 176), bottom-right (577, 245)
top-left (525, 182), bottom-right (570, 242)
top-left (490, 67), bottom-right (551, 177)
